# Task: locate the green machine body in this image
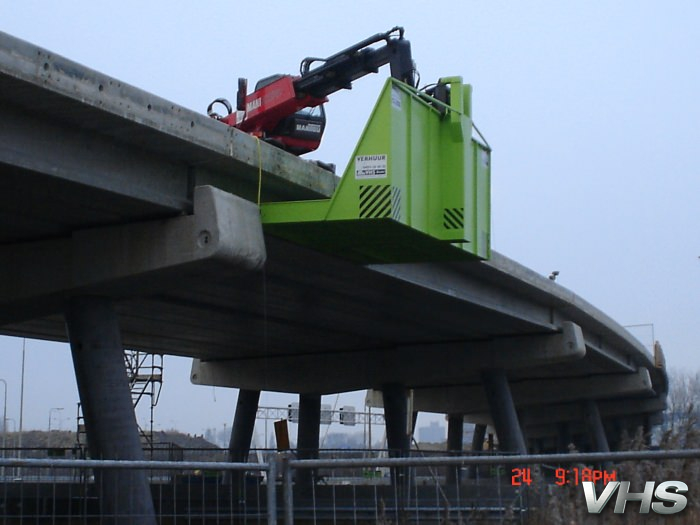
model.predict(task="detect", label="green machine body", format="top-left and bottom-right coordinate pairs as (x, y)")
top-left (261, 76), bottom-right (491, 264)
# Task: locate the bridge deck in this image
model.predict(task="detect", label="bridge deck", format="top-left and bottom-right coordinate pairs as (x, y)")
top-left (0, 31), bottom-right (666, 436)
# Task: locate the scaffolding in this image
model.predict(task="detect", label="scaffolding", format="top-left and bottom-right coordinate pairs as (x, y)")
top-left (76, 350), bottom-right (163, 453)
top-left (124, 350), bottom-right (163, 448)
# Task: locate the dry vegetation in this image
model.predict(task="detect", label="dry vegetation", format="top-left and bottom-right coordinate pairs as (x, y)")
top-left (1, 428), bottom-right (218, 460)
top-left (528, 369), bottom-right (700, 524)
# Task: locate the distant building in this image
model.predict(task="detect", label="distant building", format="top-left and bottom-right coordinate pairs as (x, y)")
top-left (323, 432), bottom-right (365, 449)
top-left (418, 421), bottom-right (445, 443)
top-left (463, 424), bottom-right (474, 445)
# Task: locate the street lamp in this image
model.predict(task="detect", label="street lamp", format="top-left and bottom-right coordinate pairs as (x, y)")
top-left (624, 323), bottom-right (655, 351)
top-left (0, 378), bottom-right (6, 479)
top-left (18, 338), bottom-right (26, 457)
top-left (3, 418), bottom-right (17, 479)
top-left (0, 378), bottom-right (7, 446)
top-left (4, 418), bottom-right (16, 433)
top-left (48, 407), bottom-right (64, 448)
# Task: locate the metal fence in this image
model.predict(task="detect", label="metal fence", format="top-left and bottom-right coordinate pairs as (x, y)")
top-left (0, 457), bottom-right (273, 524)
top-left (1, 449), bottom-right (700, 524)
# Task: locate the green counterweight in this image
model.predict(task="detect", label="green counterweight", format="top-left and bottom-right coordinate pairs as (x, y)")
top-left (261, 76), bottom-right (491, 263)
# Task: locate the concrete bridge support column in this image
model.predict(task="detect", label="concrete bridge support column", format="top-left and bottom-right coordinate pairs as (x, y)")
top-left (446, 414), bottom-right (464, 485)
top-left (411, 410), bottom-right (419, 440)
top-left (447, 414), bottom-right (464, 452)
top-left (471, 423), bottom-right (487, 452)
top-left (65, 296), bottom-right (156, 525)
top-left (382, 384), bottom-right (411, 456)
top-left (557, 421), bottom-right (572, 453)
top-left (382, 383), bottom-right (410, 506)
top-left (481, 369), bottom-right (527, 454)
top-left (642, 415), bottom-right (653, 448)
top-left (469, 423), bottom-right (487, 479)
top-left (583, 400), bottom-right (610, 452)
top-left (296, 393), bottom-right (321, 495)
top-left (228, 389), bottom-right (261, 462)
top-left (227, 389), bottom-right (260, 493)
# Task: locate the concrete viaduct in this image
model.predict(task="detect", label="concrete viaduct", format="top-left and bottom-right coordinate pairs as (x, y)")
top-left (0, 31), bottom-right (667, 520)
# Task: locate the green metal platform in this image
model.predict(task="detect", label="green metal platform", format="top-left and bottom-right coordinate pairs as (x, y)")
top-left (261, 76), bottom-right (491, 264)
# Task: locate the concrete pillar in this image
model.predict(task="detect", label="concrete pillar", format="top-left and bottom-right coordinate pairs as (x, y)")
top-left (447, 415), bottom-right (464, 453)
top-left (228, 389), bottom-right (260, 463)
top-left (296, 393), bottom-right (321, 494)
top-left (472, 423), bottom-right (487, 452)
top-left (65, 296), bottom-right (156, 525)
top-left (469, 423), bottom-right (487, 479)
top-left (642, 415), bottom-right (653, 448)
top-left (226, 389), bottom-right (260, 493)
top-left (557, 421), bottom-right (572, 453)
top-left (446, 414), bottom-right (464, 485)
top-left (583, 400), bottom-right (610, 452)
top-left (297, 394), bottom-right (321, 459)
top-left (382, 384), bottom-right (410, 457)
top-left (382, 383), bottom-right (410, 506)
top-left (481, 369), bottom-right (527, 454)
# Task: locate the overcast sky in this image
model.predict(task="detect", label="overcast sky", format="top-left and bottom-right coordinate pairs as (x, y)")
top-left (1, 1), bottom-right (698, 438)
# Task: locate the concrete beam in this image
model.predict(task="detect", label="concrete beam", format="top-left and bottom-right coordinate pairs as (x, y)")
top-left (412, 368), bottom-right (654, 415)
top-left (0, 30), bottom-right (336, 210)
top-left (500, 398), bottom-right (666, 449)
top-left (0, 186), bottom-right (265, 325)
top-left (190, 322), bottom-right (585, 393)
top-left (519, 406), bottom-right (620, 451)
top-left (367, 260), bottom-right (557, 333)
top-left (518, 397), bottom-right (667, 428)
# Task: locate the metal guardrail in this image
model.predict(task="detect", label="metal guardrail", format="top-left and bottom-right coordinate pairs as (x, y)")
top-left (1, 449), bottom-right (699, 524)
top-left (289, 448), bottom-right (700, 468)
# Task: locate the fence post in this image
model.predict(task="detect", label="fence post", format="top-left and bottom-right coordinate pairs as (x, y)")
top-left (267, 455), bottom-right (278, 525)
top-left (282, 454), bottom-right (294, 525)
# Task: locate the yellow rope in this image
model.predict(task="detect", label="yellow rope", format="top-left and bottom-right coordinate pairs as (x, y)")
top-left (255, 137), bottom-right (263, 206)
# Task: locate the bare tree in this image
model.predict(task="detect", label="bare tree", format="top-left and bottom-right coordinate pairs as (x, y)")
top-left (665, 368), bottom-right (700, 437)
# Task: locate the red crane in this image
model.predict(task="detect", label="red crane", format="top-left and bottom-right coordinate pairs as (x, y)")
top-left (207, 27), bottom-right (416, 155)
